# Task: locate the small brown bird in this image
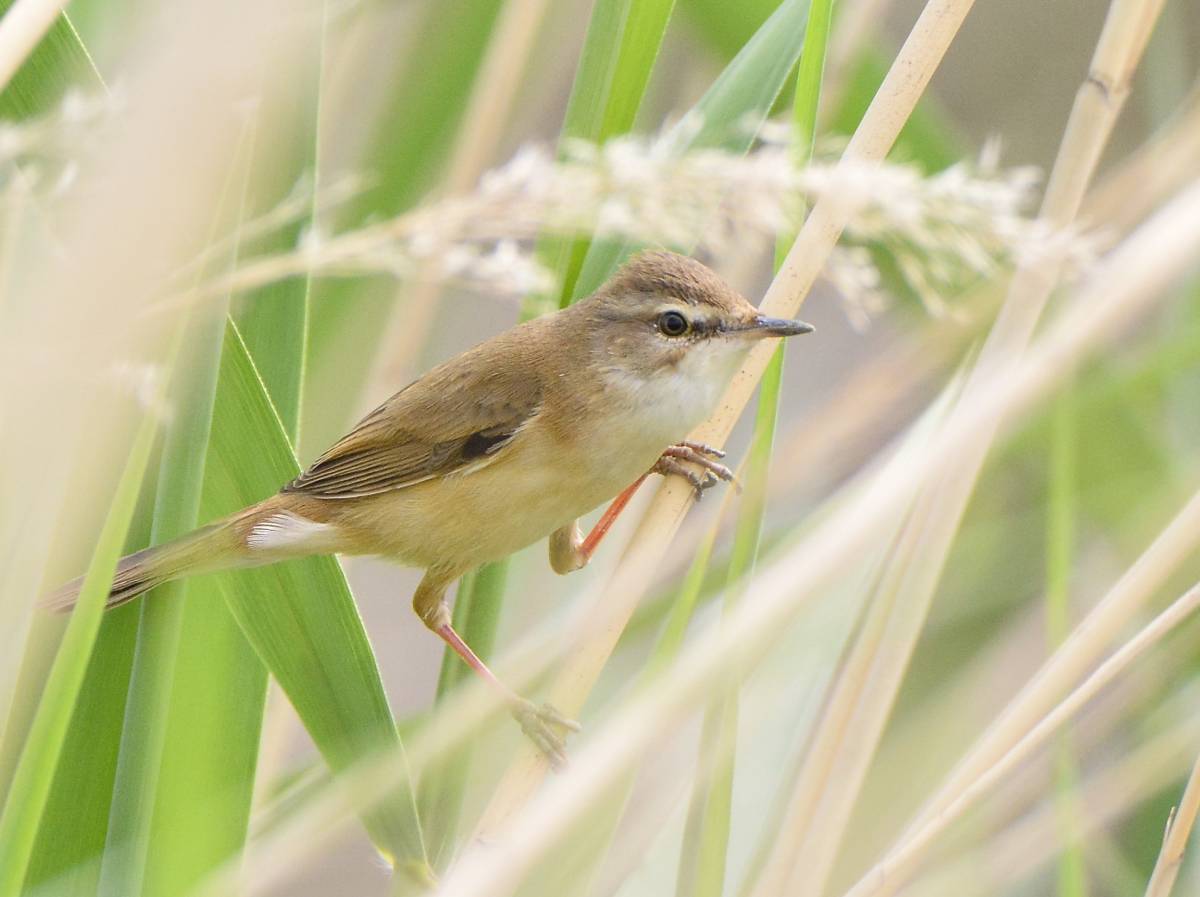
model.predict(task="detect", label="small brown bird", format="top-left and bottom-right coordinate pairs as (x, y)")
top-left (50, 250), bottom-right (813, 763)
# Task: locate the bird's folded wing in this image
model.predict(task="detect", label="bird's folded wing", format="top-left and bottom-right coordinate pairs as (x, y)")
top-left (283, 378), bottom-right (543, 500)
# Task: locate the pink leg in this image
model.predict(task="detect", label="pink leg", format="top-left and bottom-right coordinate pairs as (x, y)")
top-left (579, 474), bottom-right (648, 561)
top-left (433, 619), bottom-right (580, 768)
top-left (435, 621), bottom-right (517, 702)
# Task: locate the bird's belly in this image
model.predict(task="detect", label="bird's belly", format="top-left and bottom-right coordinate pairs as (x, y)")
top-left (334, 390), bottom-right (703, 572)
top-left (342, 439), bottom-right (655, 572)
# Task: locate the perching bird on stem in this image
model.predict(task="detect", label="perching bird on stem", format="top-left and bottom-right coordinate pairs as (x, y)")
top-left (49, 250), bottom-right (814, 764)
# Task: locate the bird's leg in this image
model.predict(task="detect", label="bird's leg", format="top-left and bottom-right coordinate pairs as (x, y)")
top-left (413, 570), bottom-right (580, 768)
top-left (548, 443), bottom-right (735, 573)
top-left (654, 441), bottom-right (737, 499)
top-left (549, 475), bottom-right (649, 574)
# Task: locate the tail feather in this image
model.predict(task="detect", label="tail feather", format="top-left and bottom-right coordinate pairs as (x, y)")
top-left (43, 521), bottom-right (241, 613)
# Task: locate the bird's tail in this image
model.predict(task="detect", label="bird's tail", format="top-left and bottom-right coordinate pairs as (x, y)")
top-left (43, 519), bottom-right (245, 613)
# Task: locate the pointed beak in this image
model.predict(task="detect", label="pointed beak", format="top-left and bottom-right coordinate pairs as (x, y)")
top-left (727, 316), bottom-right (816, 339)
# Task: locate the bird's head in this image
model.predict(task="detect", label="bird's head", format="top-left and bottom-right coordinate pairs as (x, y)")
top-left (576, 250), bottom-right (814, 391)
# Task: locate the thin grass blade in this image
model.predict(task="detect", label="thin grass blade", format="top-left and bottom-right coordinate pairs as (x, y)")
top-left (97, 118), bottom-right (255, 897)
top-left (541, 0), bottom-right (677, 306)
top-left (209, 322), bottom-right (430, 880)
top-left (678, 3), bottom-right (830, 888)
top-left (0, 0), bottom-right (101, 118)
top-left (0, 412), bottom-right (158, 897)
top-left (571, 0), bottom-right (812, 300)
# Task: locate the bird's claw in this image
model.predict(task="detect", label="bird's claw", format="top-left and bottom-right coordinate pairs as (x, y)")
top-left (679, 440), bottom-right (726, 459)
top-left (511, 699), bottom-right (580, 770)
top-left (655, 442), bottom-right (738, 499)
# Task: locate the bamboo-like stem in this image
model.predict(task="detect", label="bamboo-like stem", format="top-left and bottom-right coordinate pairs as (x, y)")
top-left (678, 4), bottom-right (833, 891)
top-left (1085, 79), bottom-right (1200, 233)
top-left (861, 0), bottom-right (1169, 842)
top-left (1144, 746), bottom-right (1200, 897)
top-left (471, 0), bottom-right (982, 840)
top-left (433, 180), bottom-right (1200, 897)
top-left (842, 582), bottom-right (1200, 897)
top-left (752, 486), bottom-right (953, 896)
top-left (916, 702), bottom-right (1200, 894)
top-left (767, 81), bottom-right (1200, 507)
top-left (899, 483), bottom-right (1200, 832)
top-left (0, 0), bottom-right (67, 93)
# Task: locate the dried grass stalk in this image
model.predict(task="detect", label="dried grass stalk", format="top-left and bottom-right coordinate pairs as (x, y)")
top-left (471, 0), bottom-right (984, 841)
top-left (1144, 742), bottom-right (1200, 896)
top-left (844, 582), bottom-right (1200, 897)
top-left (848, 0), bottom-right (1170, 846)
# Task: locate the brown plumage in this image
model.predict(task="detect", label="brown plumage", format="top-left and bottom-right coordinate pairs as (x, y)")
top-left (47, 250), bottom-right (814, 762)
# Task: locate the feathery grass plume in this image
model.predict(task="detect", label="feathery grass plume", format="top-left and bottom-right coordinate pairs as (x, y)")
top-left (160, 124), bottom-right (1085, 321)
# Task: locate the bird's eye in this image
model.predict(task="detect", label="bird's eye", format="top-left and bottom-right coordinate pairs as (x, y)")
top-left (658, 310), bottom-right (690, 337)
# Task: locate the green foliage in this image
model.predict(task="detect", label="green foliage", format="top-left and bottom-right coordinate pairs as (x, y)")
top-left (827, 48), bottom-right (965, 171)
top-left (572, 0), bottom-right (812, 301)
top-left (0, 416), bottom-right (158, 897)
top-left (677, 3), bottom-right (830, 888)
top-left (545, 0), bottom-right (677, 305)
top-left (0, 2), bottom-right (101, 119)
top-left (98, 131), bottom-right (249, 897)
top-left (209, 325), bottom-right (428, 873)
top-left (678, 0), bottom-right (783, 61)
top-left (304, 0), bottom-right (506, 453)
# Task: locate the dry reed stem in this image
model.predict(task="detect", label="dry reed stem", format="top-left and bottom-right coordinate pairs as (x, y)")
top-left (870, 589), bottom-right (1191, 888)
top-left (1144, 740), bottom-right (1200, 896)
top-left (851, 599), bottom-right (1177, 887)
top-left (899, 478), bottom-right (1200, 825)
top-left (753, 487), bottom-right (942, 895)
top-left (843, 582), bottom-right (1200, 897)
top-left (767, 75), bottom-right (1200, 505)
top-left (835, 0), bottom-right (1168, 846)
top-left (919, 706), bottom-right (1200, 894)
top-left (435, 160), bottom-right (1200, 897)
top-left (369, 0), bottom-right (552, 389)
top-left (737, 0), bottom-right (1168, 884)
top-left (847, 481), bottom-right (1200, 891)
top-left (471, 0), bottom-right (982, 842)
top-left (1085, 79), bottom-right (1200, 233)
top-left (215, 171), bottom-right (1200, 897)
top-left (0, 0), bottom-right (69, 92)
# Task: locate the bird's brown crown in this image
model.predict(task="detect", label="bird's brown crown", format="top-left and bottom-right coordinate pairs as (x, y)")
top-left (600, 250), bottom-right (748, 313)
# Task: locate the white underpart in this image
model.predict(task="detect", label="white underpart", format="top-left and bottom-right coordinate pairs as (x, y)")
top-left (603, 337), bottom-right (748, 447)
top-left (246, 512), bottom-right (338, 553)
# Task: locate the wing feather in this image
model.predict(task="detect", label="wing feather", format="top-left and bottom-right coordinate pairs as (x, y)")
top-left (283, 353), bottom-right (543, 500)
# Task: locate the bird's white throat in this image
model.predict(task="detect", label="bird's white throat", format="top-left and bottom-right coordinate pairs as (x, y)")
top-left (601, 340), bottom-right (748, 446)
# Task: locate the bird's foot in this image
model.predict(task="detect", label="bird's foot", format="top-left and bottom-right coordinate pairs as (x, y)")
top-left (511, 699), bottom-right (581, 770)
top-left (654, 442), bottom-right (737, 499)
